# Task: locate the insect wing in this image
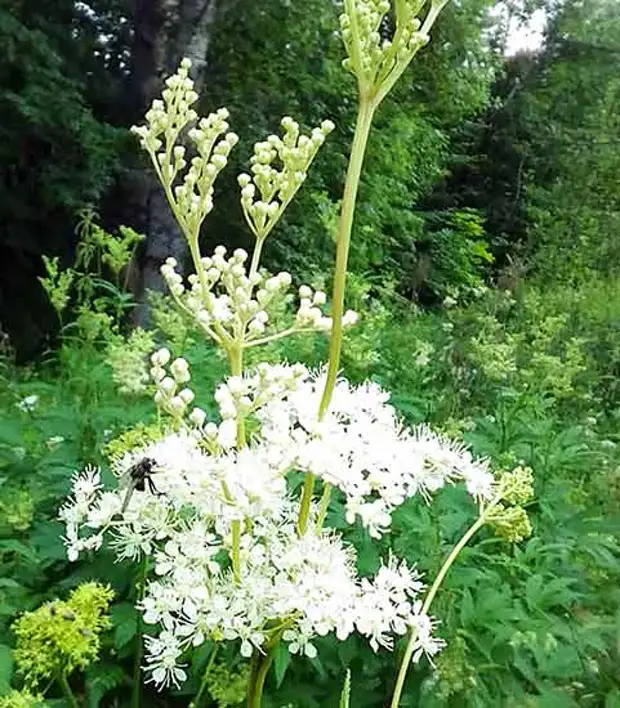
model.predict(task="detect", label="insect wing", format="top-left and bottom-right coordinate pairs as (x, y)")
top-left (120, 479), bottom-right (136, 514)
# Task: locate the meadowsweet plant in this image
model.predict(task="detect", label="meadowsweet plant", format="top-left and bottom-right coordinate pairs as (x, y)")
top-left (58, 2), bottom-right (535, 706)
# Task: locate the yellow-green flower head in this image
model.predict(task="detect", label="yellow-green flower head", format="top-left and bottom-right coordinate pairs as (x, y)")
top-left (499, 465), bottom-right (534, 506)
top-left (0, 689), bottom-right (44, 708)
top-left (104, 422), bottom-right (164, 461)
top-left (13, 583), bottom-right (114, 686)
top-left (487, 504), bottom-right (532, 543)
top-left (205, 662), bottom-right (251, 708)
top-left (0, 489), bottom-right (35, 532)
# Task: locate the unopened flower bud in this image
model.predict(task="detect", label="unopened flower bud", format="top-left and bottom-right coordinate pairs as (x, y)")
top-left (189, 407), bottom-right (207, 427)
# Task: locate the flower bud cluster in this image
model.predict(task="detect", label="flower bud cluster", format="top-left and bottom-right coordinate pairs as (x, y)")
top-left (498, 465), bottom-right (534, 506)
top-left (487, 504), bottom-right (532, 543)
top-left (339, 0), bottom-right (429, 94)
top-left (295, 284), bottom-right (357, 331)
top-left (131, 59), bottom-right (238, 239)
top-left (131, 59), bottom-right (197, 155)
top-left (160, 246), bottom-right (354, 347)
top-left (238, 116), bottom-right (335, 240)
top-left (215, 363), bottom-right (309, 422)
top-left (150, 348), bottom-right (198, 421)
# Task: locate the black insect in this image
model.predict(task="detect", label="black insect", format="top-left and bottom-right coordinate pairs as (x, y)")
top-left (120, 457), bottom-right (160, 513)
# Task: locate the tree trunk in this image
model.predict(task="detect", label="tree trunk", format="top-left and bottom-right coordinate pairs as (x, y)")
top-left (127, 0), bottom-right (217, 327)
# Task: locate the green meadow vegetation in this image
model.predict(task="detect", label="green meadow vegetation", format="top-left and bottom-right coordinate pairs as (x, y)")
top-left (0, 1), bottom-right (619, 707)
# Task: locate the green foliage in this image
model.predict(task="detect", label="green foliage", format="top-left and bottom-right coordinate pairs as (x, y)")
top-left (1, 1), bottom-right (620, 707)
top-left (0, 2), bottom-right (122, 356)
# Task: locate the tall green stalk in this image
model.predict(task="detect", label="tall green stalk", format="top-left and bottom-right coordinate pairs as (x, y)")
top-left (389, 509), bottom-right (492, 707)
top-left (297, 98), bottom-right (376, 536)
top-left (318, 97), bottom-right (376, 419)
top-left (131, 553), bottom-right (149, 708)
top-left (247, 649), bottom-right (275, 708)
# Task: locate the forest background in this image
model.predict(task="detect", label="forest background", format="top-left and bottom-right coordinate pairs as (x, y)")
top-left (1, 0), bottom-right (620, 706)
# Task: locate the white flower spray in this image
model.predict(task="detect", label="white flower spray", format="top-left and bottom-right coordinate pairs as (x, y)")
top-left (60, 2), bottom-right (534, 707)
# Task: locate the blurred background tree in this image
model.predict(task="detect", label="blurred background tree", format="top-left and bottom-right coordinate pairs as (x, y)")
top-left (1, 0), bottom-right (619, 357)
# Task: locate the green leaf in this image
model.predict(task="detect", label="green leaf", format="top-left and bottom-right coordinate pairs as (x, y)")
top-left (111, 602), bottom-right (138, 650)
top-left (460, 587), bottom-right (475, 626)
top-left (85, 663), bottom-right (126, 708)
top-left (0, 644), bottom-right (14, 696)
top-left (309, 654), bottom-right (328, 681)
top-left (0, 539), bottom-right (39, 564)
top-left (273, 642), bottom-right (291, 688)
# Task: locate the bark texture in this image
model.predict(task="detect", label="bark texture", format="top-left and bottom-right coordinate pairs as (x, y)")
top-left (128, 0), bottom-right (217, 325)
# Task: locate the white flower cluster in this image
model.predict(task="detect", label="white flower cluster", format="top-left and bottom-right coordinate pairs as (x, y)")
top-left (160, 246), bottom-right (356, 346)
top-left (131, 59), bottom-right (238, 238)
top-left (130, 59), bottom-right (198, 155)
top-left (257, 370), bottom-right (495, 537)
top-left (60, 444), bottom-right (439, 687)
top-left (60, 363), bottom-right (495, 688)
top-left (339, 0), bottom-right (429, 91)
top-left (238, 116), bottom-right (335, 240)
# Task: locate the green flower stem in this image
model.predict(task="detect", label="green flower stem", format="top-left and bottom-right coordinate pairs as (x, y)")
top-left (229, 344), bottom-right (247, 449)
top-left (189, 645), bottom-right (219, 708)
top-left (228, 342), bottom-right (245, 583)
top-left (297, 97), bottom-right (376, 537)
top-left (318, 97), bottom-right (375, 419)
top-left (131, 553), bottom-right (148, 708)
top-left (247, 640), bottom-right (280, 708)
top-left (58, 672), bottom-right (79, 708)
top-left (244, 326), bottom-right (314, 348)
top-left (249, 236), bottom-right (267, 280)
top-left (248, 651), bottom-right (274, 708)
top-left (296, 473), bottom-right (316, 536)
top-left (389, 509), bottom-right (492, 708)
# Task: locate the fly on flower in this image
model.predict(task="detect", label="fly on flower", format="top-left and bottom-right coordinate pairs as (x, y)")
top-left (120, 457), bottom-right (162, 513)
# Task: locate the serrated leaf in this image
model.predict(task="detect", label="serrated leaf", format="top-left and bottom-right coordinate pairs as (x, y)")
top-left (309, 654), bottom-right (328, 681)
top-left (0, 539), bottom-right (39, 564)
top-left (111, 602), bottom-right (138, 650)
top-left (85, 663), bottom-right (126, 708)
